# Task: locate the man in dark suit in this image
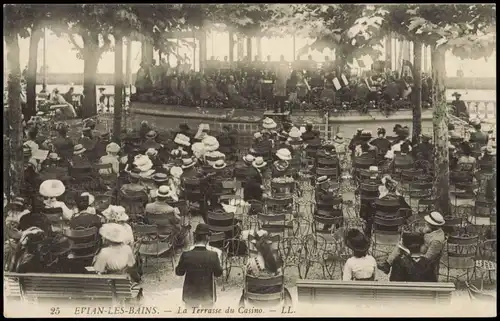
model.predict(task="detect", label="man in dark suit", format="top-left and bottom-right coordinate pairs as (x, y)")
top-left (176, 224), bottom-right (223, 308)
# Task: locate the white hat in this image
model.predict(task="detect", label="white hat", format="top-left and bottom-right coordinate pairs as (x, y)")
top-left (288, 127), bottom-right (302, 139)
top-left (252, 157), bottom-right (267, 168)
top-left (212, 159), bottom-right (227, 169)
top-left (80, 192), bottom-right (95, 206)
top-left (486, 146), bottom-right (496, 155)
top-left (276, 148), bottom-right (292, 161)
top-left (262, 117), bottom-right (277, 129)
top-left (133, 154), bottom-right (153, 172)
top-left (202, 136), bottom-right (219, 152)
top-left (106, 142), bottom-right (120, 154)
top-left (334, 132), bottom-right (344, 142)
top-left (174, 133), bottom-right (191, 146)
top-left (369, 166), bottom-right (378, 172)
top-left (156, 185), bottom-right (173, 198)
top-left (243, 154), bottom-right (255, 163)
top-left (39, 179), bottom-right (66, 198)
top-left (146, 148), bottom-right (158, 157)
top-left (424, 211), bottom-right (445, 226)
top-left (470, 118), bottom-right (481, 126)
top-left (191, 142), bottom-right (206, 159)
top-left (254, 132), bottom-right (262, 139)
top-left (102, 205), bottom-right (129, 222)
top-left (181, 157), bottom-right (196, 169)
top-left (170, 166), bottom-right (183, 178)
top-left (99, 223), bottom-right (128, 243)
top-left (361, 130), bottom-right (372, 136)
top-left (73, 144), bottom-right (86, 155)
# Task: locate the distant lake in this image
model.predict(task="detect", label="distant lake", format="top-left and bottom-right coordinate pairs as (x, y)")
top-left (34, 84), bottom-right (496, 102)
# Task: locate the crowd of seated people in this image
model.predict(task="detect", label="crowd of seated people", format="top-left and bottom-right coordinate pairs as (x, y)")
top-left (131, 56), bottom-right (434, 112)
top-left (4, 108), bottom-right (496, 305)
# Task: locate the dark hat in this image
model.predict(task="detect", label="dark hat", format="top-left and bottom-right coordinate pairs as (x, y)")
top-left (377, 127), bottom-right (386, 136)
top-left (100, 132), bottom-right (111, 139)
top-left (151, 172), bottom-right (169, 183)
top-left (194, 223), bottom-right (211, 236)
top-left (308, 137), bottom-right (322, 147)
top-left (179, 123), bottom-right (190, 131)
top-left (452, 92), bottom-right (461, 97)
top-left (401, 232), bottom-right (424, 254)
top-left (345, 229), bottom-right (370, 252)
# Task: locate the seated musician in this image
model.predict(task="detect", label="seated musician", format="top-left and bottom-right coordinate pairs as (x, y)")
top-left (342, 229), bottom-right (377, 281)
top-left (301, 121), bottom-right (320, 143)
top-left (370, 128), bottom-right (392, 160)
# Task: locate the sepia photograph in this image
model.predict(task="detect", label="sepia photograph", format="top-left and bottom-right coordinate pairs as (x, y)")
top-left (3, 3), bottom-right (497, 318)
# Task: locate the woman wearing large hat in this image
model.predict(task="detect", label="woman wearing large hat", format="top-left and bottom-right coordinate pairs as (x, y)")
top-left (243, 157), bottom-right (266, 202)
top-left (204, 150), bottom-right (226, 167)
top-left (202, 135), bottom-right (220, 153)
top-left (93, 223), bottom-right (138, 279)
top-left (275, 148), bottom-right (292, 161)
top-left (133, 154), bottom-right (155, 177)
top-left (39, 179), bottom-right (75, 221)
top-left (342, 229), bottom-right (376, 281)
top-left (101, 206), bottom-right (134, 246)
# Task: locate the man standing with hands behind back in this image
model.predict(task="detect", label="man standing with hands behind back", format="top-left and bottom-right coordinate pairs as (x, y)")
top-left (176, 223), bottom-right (223, 308)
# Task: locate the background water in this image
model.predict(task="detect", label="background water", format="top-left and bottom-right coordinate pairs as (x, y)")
top-left (34, 84), bottom-right (496, 102)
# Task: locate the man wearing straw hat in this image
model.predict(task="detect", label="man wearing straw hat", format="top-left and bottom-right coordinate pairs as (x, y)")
top-left (176, 223), bottom-right (223, 308)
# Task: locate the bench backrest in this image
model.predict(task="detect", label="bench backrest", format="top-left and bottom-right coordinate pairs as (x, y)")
top-left (296, 280), bottom-right (455, 305)
top-left (4, 272), bottom-right (132, 302)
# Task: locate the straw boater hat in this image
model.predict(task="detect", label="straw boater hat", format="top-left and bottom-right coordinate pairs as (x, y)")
top-left (145, 130), bottom-right (158, 140)
top-left (243, 154), bottom-right (255, 165)
top-left (424, 211), bottom-right (445, 226)
top-left (252, 157), bottom-right (267, 169)
top-left (181, 157), bottom-right (196, 169)
top-left (106, 142), bottom-right (120, 154)
top-left (288, 127), bottom-right (302, 139)
top-left (334, 132), bottom-right (344, 143)
top-left (9, 197), bottom-right (26, 209)
top-left (146, 148), bottom-right (158, 157)
top-left (212, 159), bottom-right (227, 170)
top-left (174, 133), bottom-right (191, 147)
top-left (133, 154), bottom-right (153, 172)
top-left (470, 118), bottom-right (481, 126)
top-left (47, 153), bottom-right (60, 161)
top-left (262, 117), bottom-right (277, 129)
top-left (102, 205), bottom-right (129, 223)
top-left (156, 185), bottom-right (173, 198)
top-left (316, 176), bottom-right (331, 185)
top-left (202, 136), bottom-right (219, 152)
top-left (485, 146), bottom-right (496, 156)
top-left (39, 179), bottom-right (66, 198)
top-left (345, 229), bottom-right (370, 252)
top-left (73, 144), bottom-right (86, 155)
top-left (151, 172), bottom-right (169, 183)
top-left (80, 192), bottom-right (95, 206)
top-left (276, 148), bottom-right (292, 161)
top-left (369, 166), bottom-right (378, 173)
top-left (99, 223), bottom-right (128, 244)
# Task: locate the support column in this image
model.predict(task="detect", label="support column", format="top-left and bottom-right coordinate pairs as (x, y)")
top-left (141, 35), bottom-right (153, 66)
top-left (199, 31), bottom-right (207, 73)
top-left (293, 34), bottom-right (296, 61)
top-left (125, 37), bottom-right (132, 86)
top-left (237, 36), bottom-right (244, 61)
top-left (257, 36), bottom-right (262, 60)
top-left (247, 37), bottom-right (252, 60)
top-left (228, 31), bottom-right (234, 64)
top-left (385, 35), bottom-right (392, 70)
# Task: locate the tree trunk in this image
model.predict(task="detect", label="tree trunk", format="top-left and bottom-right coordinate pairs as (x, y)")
top-left (385, 35), bottom-right (392, 70)
top-left (26, 27), bottom-right (43, 121)
top-left (412, 41), bottom-right (422, 141)
top-left (5, 33), bottom-right (24, 198)
top-left (431, 45), bottom-right (451, 215)
top-left (228, 31), bottom-right (234, 64)
top-left (199, 31), bottom-right (206, 73)
top-left (113, 34), bottom-right (124, 144)
top-left (247, 37), bottom-right (252, 60)
top-left (125, 38), bottom-right (132, 87)
top-left (82, 33), bottom-right (100, 119)
top-left (256, 36), bottom-right (262, 60)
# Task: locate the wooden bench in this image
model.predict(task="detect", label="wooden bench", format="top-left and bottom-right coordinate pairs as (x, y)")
top-left (4, 272), bottom-right (139, 303)
top-left (296, 280), bottom-right (455, 306)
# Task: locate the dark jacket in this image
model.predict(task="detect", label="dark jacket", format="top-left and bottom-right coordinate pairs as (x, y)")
top-left (390, 254), bottom-right (436, 282)
top-left (370, 137), bottom-right (392, 158)
top-left (469, 130), bottom-right (489, 146)
top-left (301, 129), bottom-right (320, 142)
top-left (69, 212), bottom-right (102, 230)
top-left (52, 136), bottom-right (74, 160)
top-left (175, 246), bottom-right (223, 305)
top-left (451, 100), bottom-right (469, 120)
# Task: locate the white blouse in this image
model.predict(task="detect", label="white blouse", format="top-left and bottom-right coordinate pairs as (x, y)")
top-left (342, 255), bottom-right (377, 281)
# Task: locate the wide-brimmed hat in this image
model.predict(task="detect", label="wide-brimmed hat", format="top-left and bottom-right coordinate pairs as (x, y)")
top-left (73, 144), bottom-right (86, 155)
top-left (80, 192), bottom-right (95, 206)
top-left (146, 148), bottom-right (158, 157)
top-left (452, 92), bottom-right (462, 97)
top-left (202, 136), bottom-right (219, 152)
top-left (106, 142), bottom-right (120, 154)
top-left (316, 176), bottom-right (331, 185)
top-left (212, 159), bottom-right (227, 169)
top-left (133, 154), bottom-right (153, 172)
top-left (181, 157), bottom-right (196, 169)
top-left (145, 130), bottom-right (158, 139)
top-left (243, 154), bottom-right (255, 164)
top-left (288, 127), bottom-right (302, 139)
top-left (174, 133), bottom-right (191, 147)
top-left (345, 229), bottom-right (370, 252)
top-left (9, 197), bottom-right (26, 209)
top-left (151, 172), bottom-right (169, 183)
top-left (39, 179), bottom-right (66, 197)
top-left (421, 133), bottom-right (432, 141)
top-left (262, 117), bottom-right (277, 129)
top-left (47, 153), bottom-right (60, 160)
top-left (424, 211), bottom-right (445, 226)
top-left (99, 223), bottom-right (128, 243)
top-left (102, 205), bottom-right (129, 223)
top-left (369, 166), bottom-right (379, 173)
top-left (156, 185), bottom-right (172, 198)
top-left (485, 146), bottom-right (496, 155)
top-left (470, 118), bottom-right (481, 126)
top-left (401, 232), bottom-right (424, 254)
top-left (194, 223), bottom-right (212, 236)
top-left (276, 148), bottom-right (292, 161)
top-left (274, 160), bottom-right (289, 171)
top-left (334, 132), bottom-right (344, 143)
top-left (191, 142), bottom-right (206, 158)
top-left (170, 166), bottom-right (183, 179)
top-left (252, 157), bottom-right (267, 168)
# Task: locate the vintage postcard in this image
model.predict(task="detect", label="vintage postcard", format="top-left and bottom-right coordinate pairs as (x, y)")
top-left (3, 3), bottom-right (496, 318)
